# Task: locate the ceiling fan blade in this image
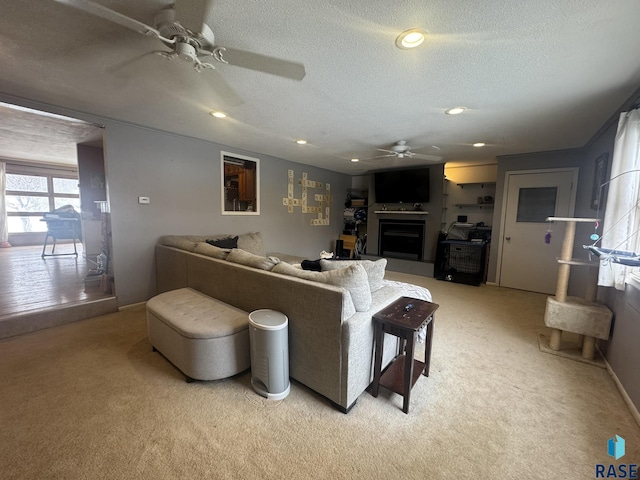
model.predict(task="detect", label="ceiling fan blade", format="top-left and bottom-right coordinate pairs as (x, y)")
top-left (105, 51), bottom-right (170, 78)
top-left (202, 68), bottom-right (244, 106)
top-left (376, 148), bottom-right (396, 154)
top-left (216, 47), bottom-right (306, 81)
top-left (53, 0), bottom-right (162, 37)
top-left (411, 153), bottom-right (443, 162)
top-left (174, 0), bottom-right (210, 34)
top-left (361, 154), bottom-right (394, 162)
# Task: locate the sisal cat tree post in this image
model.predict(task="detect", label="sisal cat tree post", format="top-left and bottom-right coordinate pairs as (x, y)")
top-left (541, 217), bottom-right (612, 364)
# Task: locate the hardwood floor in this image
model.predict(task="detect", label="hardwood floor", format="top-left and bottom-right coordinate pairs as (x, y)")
top-left (0, 243), bottom-right (113, 318)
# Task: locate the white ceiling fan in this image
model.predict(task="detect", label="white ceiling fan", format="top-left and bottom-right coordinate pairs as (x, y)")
top-left (53, 0), bottom-right (306, 105)
top-left (365, 140), bottom-right (442, 162)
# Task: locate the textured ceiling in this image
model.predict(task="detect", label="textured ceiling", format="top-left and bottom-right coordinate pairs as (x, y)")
top-left (0, 0), bottom-right (639, 173)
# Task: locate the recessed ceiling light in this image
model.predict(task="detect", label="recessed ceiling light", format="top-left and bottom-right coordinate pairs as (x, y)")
top-left (473, 142), bottom-right (486, 147)
top-left (445, 107), bottom-right (465, 115)
top-left (210, 111), bottom-right (227, 118)
top-left (395, 29), bottom-right (427, 49)
top-left (295, 139), bottom-right (308, 145)
top-left (350, 158), bottom-right (360, 163)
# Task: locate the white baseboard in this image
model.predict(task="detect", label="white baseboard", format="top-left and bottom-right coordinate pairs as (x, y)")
top-left (602, 352), bottom-right (640, 427)
top-left (486, 281), bottom-right (498, 286)
top-left (118, 301), bottom-right (146, 311)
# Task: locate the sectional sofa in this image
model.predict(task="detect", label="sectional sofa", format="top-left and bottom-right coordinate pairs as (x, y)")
top-left (154, 232), bottom-right (432, 412)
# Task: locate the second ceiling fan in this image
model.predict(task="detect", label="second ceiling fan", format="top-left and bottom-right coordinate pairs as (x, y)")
top-left (365, 140), bottom-right (442, 162)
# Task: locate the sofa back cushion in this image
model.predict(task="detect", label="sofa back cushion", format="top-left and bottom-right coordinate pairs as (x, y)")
top-left (272, 261), bottom-right (371, 312)
top-left (194, 242), bottom-right (231, 260)
top-left (226, 248), bottom-right (280, 271)
top-left (320, 258), bottom-right (387, 292)
top-left (161, 232), bottom-right (264, 256)
top-left (159, 236), bottom-right (199, 252)
top-left (237, 232), bottom-right (265, 256)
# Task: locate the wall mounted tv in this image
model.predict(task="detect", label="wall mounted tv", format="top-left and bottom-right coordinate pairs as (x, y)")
top-left (374, 167), bottom-right (430, 204)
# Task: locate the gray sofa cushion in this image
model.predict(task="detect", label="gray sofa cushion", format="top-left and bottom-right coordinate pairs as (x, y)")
top-left (237, 232), bottom-right (265, 256)
top-left (320, 258), bottom-right (387, 292)
top-left (159, 236), bottom-right (199, 252)
top-left (272, 261), bottom-right (371, 312)
top-left (160, 232), bottom-right (264, 256)
top-left (194, 242), bottom-right (230, 259)
top-left (226, 248), bottom-right (280, 271)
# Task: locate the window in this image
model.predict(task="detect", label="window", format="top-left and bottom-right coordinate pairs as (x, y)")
top-left (595, 108), bottom-right (640, 289)
top-left (6, 168), bottom-right (79, 234)
top-left (516, 187), bottom-right (557, 223)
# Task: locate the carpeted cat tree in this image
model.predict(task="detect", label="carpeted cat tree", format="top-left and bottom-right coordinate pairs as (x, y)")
top-left (540, 217), bottom-right (612, 366)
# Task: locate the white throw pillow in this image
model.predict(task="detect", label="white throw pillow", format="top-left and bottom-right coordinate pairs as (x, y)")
top-left (272, 262), bottom-right (371, 311)
top-left (320, 258), bottom-right (387, 292)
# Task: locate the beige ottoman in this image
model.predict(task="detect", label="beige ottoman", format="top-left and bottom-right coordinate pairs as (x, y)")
top-left (146, 288), bottom-right (250, 382)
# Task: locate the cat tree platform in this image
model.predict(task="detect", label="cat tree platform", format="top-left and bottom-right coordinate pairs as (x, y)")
top-left (539, 217), bottom-right (612, 367)
top-left (541, 296), bottom-right (612, 367)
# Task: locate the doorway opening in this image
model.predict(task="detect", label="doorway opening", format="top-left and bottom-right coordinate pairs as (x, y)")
top-left (0, 102), bottom-right (115, 338)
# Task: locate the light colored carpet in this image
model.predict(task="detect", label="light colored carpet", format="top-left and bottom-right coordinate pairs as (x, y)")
top-left (0, 273), bottom-right (638, 479)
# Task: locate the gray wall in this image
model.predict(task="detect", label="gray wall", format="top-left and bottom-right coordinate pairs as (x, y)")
top-left (102, 122), bottom-right (350, 305)
top-left (0, 93), bottom-right (350, 307)
top-left (488, 148), bottom-right (591, 296)
top-left (584, 89), bottom-right (640, 411)
top-left (488, 87), bottom-right (640, 412)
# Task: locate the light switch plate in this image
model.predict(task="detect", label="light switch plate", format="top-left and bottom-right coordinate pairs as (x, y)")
top-left (138, 196), bottom-right (150, 204)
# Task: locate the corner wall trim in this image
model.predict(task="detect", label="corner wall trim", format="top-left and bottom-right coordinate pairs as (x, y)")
top-left (603, 351), bottom-right (640, 427)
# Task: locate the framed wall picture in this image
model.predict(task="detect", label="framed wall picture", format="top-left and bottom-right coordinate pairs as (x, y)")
top-left (591, 153), bottom-right (609, 210)
top-left (221, 151), bottom-right (260, 215)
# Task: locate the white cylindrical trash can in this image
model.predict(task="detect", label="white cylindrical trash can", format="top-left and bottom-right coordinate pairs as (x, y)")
top-left (248, 309), bottom-right (290, 400)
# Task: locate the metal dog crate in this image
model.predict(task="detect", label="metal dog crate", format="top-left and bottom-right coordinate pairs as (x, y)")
top-left (435, 239), bottom-right (488, 286)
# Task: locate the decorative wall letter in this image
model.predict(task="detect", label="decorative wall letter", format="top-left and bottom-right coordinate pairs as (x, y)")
top-left (283, 170), bottom-right (331, 226)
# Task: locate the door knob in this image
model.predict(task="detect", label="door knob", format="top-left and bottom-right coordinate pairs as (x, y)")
top-left (506, 236), bottom-right (511, 241)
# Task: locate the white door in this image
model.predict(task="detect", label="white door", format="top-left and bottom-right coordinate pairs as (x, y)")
top-left (498, 169), bottom-right (578, 294)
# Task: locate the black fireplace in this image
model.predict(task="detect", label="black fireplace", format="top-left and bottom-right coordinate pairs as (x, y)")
top-left (379, 219), bottom-right (425, 261)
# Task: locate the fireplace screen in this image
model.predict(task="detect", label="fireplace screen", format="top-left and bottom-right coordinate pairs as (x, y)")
top-left (378, 220), bottom-right (425, 261)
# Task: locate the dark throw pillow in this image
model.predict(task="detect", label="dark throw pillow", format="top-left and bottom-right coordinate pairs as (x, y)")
top-left (206, 236), bottom-right (238, 249)
top-left (301, 259), bottom-right (322, 271)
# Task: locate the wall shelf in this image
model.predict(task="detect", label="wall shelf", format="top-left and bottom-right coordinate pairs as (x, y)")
top-left (457, 182), bottom-right (496, 188)
top-left (374, 211), bottom-right (429, 215)
top-left (454, 204), bottom-right (494, 208)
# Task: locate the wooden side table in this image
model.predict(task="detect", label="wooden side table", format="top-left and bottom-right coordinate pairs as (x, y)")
top-left (371, 296), bottom-right (438, 414)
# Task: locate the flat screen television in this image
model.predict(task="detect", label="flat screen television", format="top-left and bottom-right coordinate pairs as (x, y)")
top-left (374, 167), bottom-right (430, 204)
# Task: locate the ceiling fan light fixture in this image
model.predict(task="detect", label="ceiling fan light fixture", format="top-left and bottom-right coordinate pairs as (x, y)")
top-left (445, 107), bottom-right (465, 115)
top-left (176, 41), bottom-right (197, 62)
top-left (395, 29), bottom-right (427, 49)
